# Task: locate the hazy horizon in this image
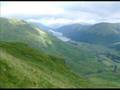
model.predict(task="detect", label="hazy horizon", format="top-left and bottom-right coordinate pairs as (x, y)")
top-left (1, 1), bottom-right (120, 26)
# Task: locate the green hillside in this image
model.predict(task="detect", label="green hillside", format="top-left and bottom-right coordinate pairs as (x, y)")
top-left (55, 23), bottom-right (120, 45)
top-left (0, 17), bottom-right (120, 88)
top-left (0, 42), bottom-right (91, 88)
top-left (0, 17), bottom-right (52, 48)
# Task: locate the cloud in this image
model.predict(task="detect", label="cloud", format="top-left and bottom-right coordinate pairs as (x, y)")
top-left (1, 1), bottom-right (120, 25)
top-left (27, 17), bottom-right (98, 26)
top-left (27, 19), bottom-right (42, 23)
top-left (1, 2), bottom-right (64, 17)
top-left (27, 18), bottom-right (73, 25)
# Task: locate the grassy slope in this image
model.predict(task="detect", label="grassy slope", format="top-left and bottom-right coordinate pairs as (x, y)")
top-left (46, 38), bottom-right (120, 87)
top-left (0, 17), bottom-right (120, 87)
top-left (0, 42), bottom-right (91, 88)
top-left (0, 17), bottom-right (52, 49)
top-left (74, 42), bottom-right (120, 87)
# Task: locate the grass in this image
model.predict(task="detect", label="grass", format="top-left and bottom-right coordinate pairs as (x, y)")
top-left (0, 42), bottom-right (91, 88)
top-left (0, 17), bottom-right (120, 88)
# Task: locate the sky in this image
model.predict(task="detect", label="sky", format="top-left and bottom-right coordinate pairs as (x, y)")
top-left (0, 1), bottom-right (120, 26)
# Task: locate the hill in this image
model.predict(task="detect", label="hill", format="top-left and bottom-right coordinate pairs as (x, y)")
top-left (0, 42), bottom-right (91, 88)
top-left (55, 23), bottom-right (120, 45)
top-left (0, 17), bottom-right (120, 88)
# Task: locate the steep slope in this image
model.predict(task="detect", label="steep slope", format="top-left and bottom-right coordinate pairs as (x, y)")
top-left (0, 17), bottom-right (52, 49)
top-left (55, 23), bottom-right (120, 45)
top-left (55, 24), bottom-right (90, 40)
top-left (0, 42), bottom-right (91, 88)
top-left (0, 17), bottom-right (120, 87)
top-left (82, 23), bottom-right (120, 45)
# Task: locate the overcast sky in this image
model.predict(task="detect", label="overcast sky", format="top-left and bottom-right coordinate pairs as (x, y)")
top-left (0, 1), bottom-right (120, 26)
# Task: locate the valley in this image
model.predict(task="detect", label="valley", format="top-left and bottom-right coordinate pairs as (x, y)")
top-left (0, 17), bottom-right (120, 88)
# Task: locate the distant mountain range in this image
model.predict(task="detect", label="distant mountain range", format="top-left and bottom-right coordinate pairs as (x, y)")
top-left (55, 23), bottom-right (120, 46)
top-left (0, 17), bottom-right (120, 88)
